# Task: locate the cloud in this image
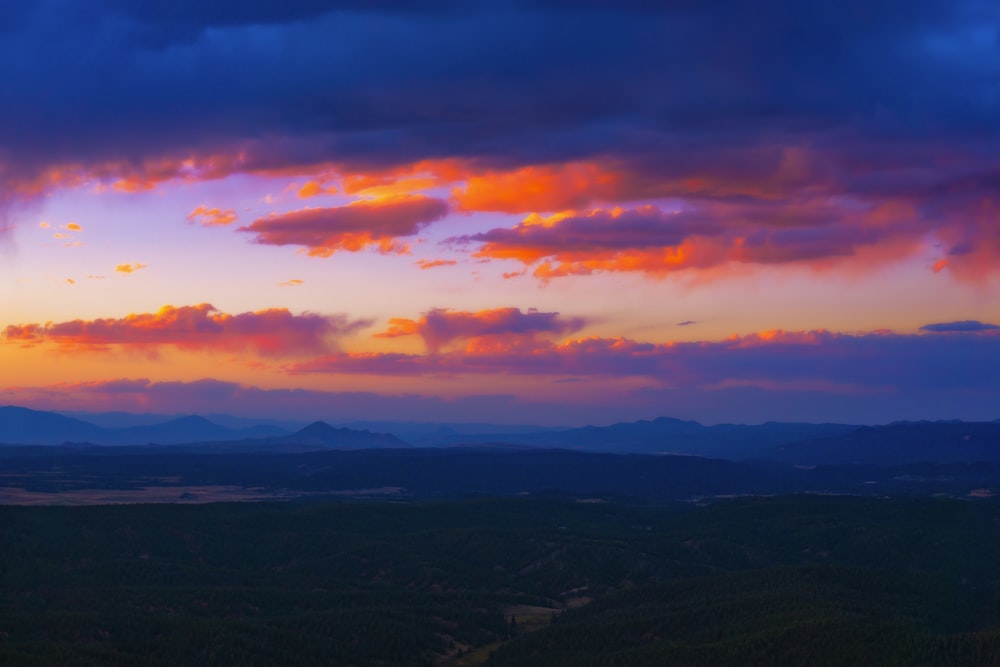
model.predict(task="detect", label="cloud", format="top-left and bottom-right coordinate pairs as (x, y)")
top-left (2, 303), bottom-right (371, 357)
top-left (187, 205), bottom-right (238, 226)
top-left (239, 195), bottom-right (449, 256)
top-left (290, 326), bottom-right (1000, 398)
top-left (115, 263), bottom-right (147, 274)
top-left (65, 222), bottom-right (82, 231)
top-left (277, 278), bottom-right (304, 287)
top-left (415, 259), bottom-right (457, 270)
top-left (452, 199), bottom-right (931, 279)
top-left (4, 319), bottom-right (1000, 425)
top-left (296, 180), bottom-right (337, 199)
top-left (373, 307), bottom-right (589, 353)
top-left (453, 162), bottom-right (633, 213)
top-left (920, 320), bottom-right (1000, 333)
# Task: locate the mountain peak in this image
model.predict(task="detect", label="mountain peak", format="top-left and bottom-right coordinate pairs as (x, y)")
top-left (286, 422), bottom-right (408, 449)
top-left (296, 421), bottom-right (340, 436)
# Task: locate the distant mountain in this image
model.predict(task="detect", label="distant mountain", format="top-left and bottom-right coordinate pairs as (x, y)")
top-left (113, 416), bottom-right (286, 445)
top-left (0, 406), bottom-right (109, 445)
top-left (0, 406), bottom-right (287, 446)
top-left (61, 410), bottom-right (183, 429)
top-left (338, 420), bottom-right (565, 446)
top-left (772, 420), bottom-right (1000, 465)
top-left (7, 407), bottom-right (1000, 465)
top-left (279, 422), bottom-right (410, 450)
top-left (62, 410), bottom-right (305, 433)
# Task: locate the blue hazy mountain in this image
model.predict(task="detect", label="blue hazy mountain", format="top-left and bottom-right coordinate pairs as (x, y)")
top-left (63, 410), bottom-right (305, 433)
top-left (279, 422), bottom-right (410, 450)
top-left (114, 415), bottom-right (287, 445)
top-left (0, 406), bottom-right (110, 445)
top-left (4, 407), bottom-right (1000, 465)
top-left (0, 406), bottom-right (285, 446)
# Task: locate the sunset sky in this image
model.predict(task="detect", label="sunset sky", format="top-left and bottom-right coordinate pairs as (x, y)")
top-left (1, 0), bottom-right (998, 425)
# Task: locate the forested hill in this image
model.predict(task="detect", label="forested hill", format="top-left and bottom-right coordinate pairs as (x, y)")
top-left (2, 496), bottom-right (1000, 666)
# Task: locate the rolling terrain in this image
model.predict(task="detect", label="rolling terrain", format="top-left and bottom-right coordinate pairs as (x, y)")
top-left (2, 497), bottom-right (1000, 666)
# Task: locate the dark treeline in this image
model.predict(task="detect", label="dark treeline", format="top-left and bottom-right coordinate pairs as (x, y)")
top-left (4, 445), bottom-right (1000, 500)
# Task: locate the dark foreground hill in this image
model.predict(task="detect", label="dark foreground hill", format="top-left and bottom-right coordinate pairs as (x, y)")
top-left (486, 417), bottom-right (860, 458)
top-left (772, 420), bottom-right (1000, 465)
top-left (2, 496), bottom-right (1000, 666)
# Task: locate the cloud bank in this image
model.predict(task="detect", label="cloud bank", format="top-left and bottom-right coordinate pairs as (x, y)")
top-left (3, 304), bottom-right (370, 357)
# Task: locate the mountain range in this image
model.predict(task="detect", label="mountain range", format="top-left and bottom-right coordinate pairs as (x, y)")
top-left (2, 406), bottom-right (1000, 466)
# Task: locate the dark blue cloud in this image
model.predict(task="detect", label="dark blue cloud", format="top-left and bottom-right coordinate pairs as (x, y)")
top-left (1, 0), bottom-right (996, 173)
top-left (920, 321), bottom-right (1000, 333)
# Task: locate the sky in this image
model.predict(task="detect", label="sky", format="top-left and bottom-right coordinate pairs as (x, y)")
top-left (1, 0), bottom-right (999, 426)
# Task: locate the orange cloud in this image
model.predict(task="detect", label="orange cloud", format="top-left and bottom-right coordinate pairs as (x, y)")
top-left (65, 222), bottom-right (82, 232)
top-left (278, 279), bottom-right (304, 287)
top-left (239, 195), bottom-right (450, 257)
top-left (187, 205), bottom-right (238, 227)
top-left (115, 263), bottom-right (147, 274)
top-left (415, 259), bottom-right (457, 270)
top-left (454, 162), bottom-right (627, 213)
top-left (2, 303), bottom-right (370, 357)
top-left (373, 318), bottom-right (422, 339)
top-left (340, 159), bottom-right (467, 196)
top-left (296, 180), bottom-right (338, 199)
